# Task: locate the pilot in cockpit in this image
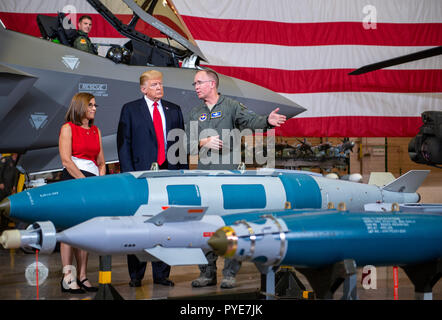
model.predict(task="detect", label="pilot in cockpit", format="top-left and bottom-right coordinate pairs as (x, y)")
top-left (73, 15), bottom-right (98, 55)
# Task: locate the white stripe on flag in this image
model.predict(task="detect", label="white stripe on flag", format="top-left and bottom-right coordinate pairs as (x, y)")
top-left (196, 42), bottom-right (442, 70)
top-left (281, 92), bottom-right (442, 118)
top-left (173, 0), bottom-right (442, 23)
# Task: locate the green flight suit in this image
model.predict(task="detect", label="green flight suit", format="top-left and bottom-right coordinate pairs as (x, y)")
top-left (72, 30), bottom-right (97, 55)
top-left (188, 94), bottom-right (272, 170)
top-left (188, 95), bottom-right (274, 286)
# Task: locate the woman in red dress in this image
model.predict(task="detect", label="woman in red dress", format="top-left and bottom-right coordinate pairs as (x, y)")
top-left (58, 92), bottom-right (105, 293)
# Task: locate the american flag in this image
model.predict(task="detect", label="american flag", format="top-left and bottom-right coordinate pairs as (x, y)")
top-left (1, 0), bottom-right (441, 137)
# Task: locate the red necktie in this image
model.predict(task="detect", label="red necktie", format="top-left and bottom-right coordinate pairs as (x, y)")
top-left (152, 101), bottom-right (165, 165)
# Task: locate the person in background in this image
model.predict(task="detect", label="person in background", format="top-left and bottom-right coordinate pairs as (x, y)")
top-left (58, 92), bottom-right (105, 294)
top-left (0, 153), bottom-right (19, 201)
top-left (0, 153), bottom-right (20, 231)
top-left (73, 15), bottom-right (97, 55)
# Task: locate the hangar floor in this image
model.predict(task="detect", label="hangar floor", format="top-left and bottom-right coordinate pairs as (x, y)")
top-left (0, 248), bottom-right (440, 300)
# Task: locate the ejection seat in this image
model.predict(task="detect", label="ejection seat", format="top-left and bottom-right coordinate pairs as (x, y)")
top-left (36, 13), bottom-right (78, 47)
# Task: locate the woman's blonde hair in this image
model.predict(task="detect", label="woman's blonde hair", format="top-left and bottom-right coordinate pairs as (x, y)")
top-left (64, 92), bottom-right (95, 126)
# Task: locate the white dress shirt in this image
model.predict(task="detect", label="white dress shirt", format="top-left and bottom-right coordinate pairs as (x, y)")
top-left (71, 156), bottom-right (99, 176)
top-left (144, 95), bottom-right (167, 147)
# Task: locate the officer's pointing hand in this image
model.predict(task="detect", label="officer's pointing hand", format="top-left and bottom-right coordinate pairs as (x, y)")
top-left (268, 108), bottom-right (287, 127)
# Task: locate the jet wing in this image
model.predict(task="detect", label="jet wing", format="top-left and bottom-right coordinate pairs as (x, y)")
top-left (0, 63), bottom-right (37, 122)
top-left (16, 135), bottom-right (118, 175)
top-left (144, 247), bottom-right (208, 265)
top-left (145, 206), bottom-right (208, 225)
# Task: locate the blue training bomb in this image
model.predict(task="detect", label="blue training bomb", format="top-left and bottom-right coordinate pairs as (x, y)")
top-left (0, 169), bottom-right (427, 229)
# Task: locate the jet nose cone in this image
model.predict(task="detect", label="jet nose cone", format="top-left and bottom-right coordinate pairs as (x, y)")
top-left (208, 226), bottom-right (237, 257)
top-left (0, 198), bottom-right (10, 217)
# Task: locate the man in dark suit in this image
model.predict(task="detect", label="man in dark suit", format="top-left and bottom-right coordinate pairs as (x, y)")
top-left (117, 70), bottom-right (188, 287)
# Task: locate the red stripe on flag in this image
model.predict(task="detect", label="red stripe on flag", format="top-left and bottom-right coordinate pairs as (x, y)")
top-left (182, 16), bottom-right (442, 46)
top-left (207, 65), bottom-right (442, 93)
top-left (277, 116), bottom-right (423, 137)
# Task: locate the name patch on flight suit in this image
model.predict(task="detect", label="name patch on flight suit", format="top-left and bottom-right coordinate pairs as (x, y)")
top-left (211, 111), bottom-right (222, 119)
top-left (199, 113), bottom-right (207, 121)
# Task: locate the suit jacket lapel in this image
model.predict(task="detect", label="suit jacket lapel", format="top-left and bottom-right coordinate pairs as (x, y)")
top-left (162, 100), bottom-right (172, 139)
top-left (139, 97), bottom-right (155, 138)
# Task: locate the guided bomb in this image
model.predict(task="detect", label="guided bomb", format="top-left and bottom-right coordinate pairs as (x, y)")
top-left (0, 169), bottom-right (427, 230)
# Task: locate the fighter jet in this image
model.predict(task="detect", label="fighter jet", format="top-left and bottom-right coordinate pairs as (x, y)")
top-left (0, 0), bottom-right (305, 174)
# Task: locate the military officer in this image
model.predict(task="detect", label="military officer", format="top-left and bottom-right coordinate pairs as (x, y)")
top-left (73, 15), bottom-right (97, 55)
top-left (188, 69), bottom-right (286, 288)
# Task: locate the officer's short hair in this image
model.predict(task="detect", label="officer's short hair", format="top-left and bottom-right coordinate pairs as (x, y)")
top-left (140, 70), bottom-right (163, 86)
top-left (79, 15), bottom-right (92, 23)
top-left (199, 69), bottom-right (219, 88)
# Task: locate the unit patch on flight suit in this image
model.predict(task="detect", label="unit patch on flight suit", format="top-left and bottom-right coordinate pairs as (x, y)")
top-left (211, 111), bottom-right (222, 119)
top-left (199, 113), bottom-right (207, 121)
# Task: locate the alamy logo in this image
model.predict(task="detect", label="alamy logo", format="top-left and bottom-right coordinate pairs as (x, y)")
top-left (362, 5), bottom-right (377, 30)
top-left (166, 122), bottom-right (276, 168)
top-left (25, 262), bottom-right (49, 286)
top-left (62, 265), bottom-right (78, 290)
top-left (362, 265), bottom-right (377, 289)
top-left (62, 5), bottom-right (77, 30)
